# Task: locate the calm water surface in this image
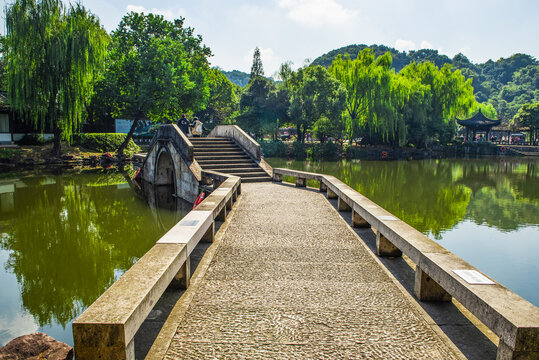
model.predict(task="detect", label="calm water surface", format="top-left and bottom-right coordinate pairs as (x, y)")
top-left (267, 157), bottom-right (539, 306)
top-left (1, 159), bottom-right (538, 347)
top-left (0, 168), bottom-right (187, 346)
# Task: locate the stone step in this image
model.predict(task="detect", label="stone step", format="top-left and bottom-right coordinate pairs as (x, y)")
top-left (241, 176), bottom-right (272, 183)
top-left (194, 150), bottom-right (244, 156)
top-left (196, 159), bottom-right (255, 165)
top-left (221, 171), bottom-right (269, 178)
top-left (190, 138), bottom-right (234, 144)
top-left (196, 155), bottom-right (251, 161)
top-left (193, 146), bottom-right (241, 151)
top-left (208, 167), bottom-right (262, 173)
top-left (192, 143), bottom-right (239, 148)
top-left (202, 163), bottom-right (259, 170)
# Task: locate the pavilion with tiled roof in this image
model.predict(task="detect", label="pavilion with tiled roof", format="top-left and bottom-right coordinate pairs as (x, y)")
top-left (457, 109), bottom-right (501, 142)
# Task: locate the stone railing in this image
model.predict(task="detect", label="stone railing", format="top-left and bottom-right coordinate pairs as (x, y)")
top-left (273, 168), bottom-right (539, 360)
top-left (209, 125), bottom-right (261, 160)
top-left (150, 124), bottom-right (194, 163)
top-left (72, 176), bottom-right (241, 359)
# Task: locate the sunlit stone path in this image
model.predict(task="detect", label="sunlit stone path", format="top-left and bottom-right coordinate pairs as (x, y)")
top-left (157, 182), bottom-right (463, 359)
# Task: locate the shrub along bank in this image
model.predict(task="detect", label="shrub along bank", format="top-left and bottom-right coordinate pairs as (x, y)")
top-left (71, 133), bottom-right (140, 155)
top-left (261, 140), bottom-right (502, 161)
top-left (1, 133), bottom-right (141, 169)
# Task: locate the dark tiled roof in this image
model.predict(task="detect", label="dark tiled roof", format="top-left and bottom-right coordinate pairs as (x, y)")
top-left (457, 109), bottom-right (501, 127)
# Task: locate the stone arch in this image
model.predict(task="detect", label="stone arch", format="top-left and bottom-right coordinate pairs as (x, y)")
top-left (154, 146), bottom-right (176, 190)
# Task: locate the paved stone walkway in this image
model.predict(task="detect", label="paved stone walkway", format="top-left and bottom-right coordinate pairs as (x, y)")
top-left (163, 183), bottom-right (463, 359)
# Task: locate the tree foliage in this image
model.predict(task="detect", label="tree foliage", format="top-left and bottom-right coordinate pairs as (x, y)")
top-left (195, 67), bottom-right (239, 127)
top-left (313, 44), bottom-right (539, 123)
top-left (94, 11), bottom-right (211, 154)
top-left (399, 61), bottom-right (476, 145)
top-left (250, 47), bottom-right (264, 81)
top-left (329, 49), bottom-right (407, 145)
top-left (284, 65), bottom-right (347, 143)
top-left (512, 102), bottom-right (539, 144)
top-left (4, 0), bottom-right (109, 155)
top-left (221, 69), bottom-right (251, 87)
top-left (327, 49), bottom-right (475, 146)
top-left (237, 77), bottom-right (288, 138)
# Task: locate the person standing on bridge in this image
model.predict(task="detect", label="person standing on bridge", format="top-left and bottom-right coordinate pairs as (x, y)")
top-left (190, 117), bottom-right (204, 137)
top-left (177, 114), bottom-right (190, 136)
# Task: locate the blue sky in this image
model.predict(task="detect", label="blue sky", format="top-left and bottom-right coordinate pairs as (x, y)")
top-left (2, 0), bottom-right (538, 76)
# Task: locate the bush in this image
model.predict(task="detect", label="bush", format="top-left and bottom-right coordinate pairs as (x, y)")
top-left (16, 134), bottom-right (45, 145)
top-left (0, 148), bottom-right (22, 159)
top-left (307, 141), bottom-right (340, 160)
top-left (260, 140), bottom-right (287, 158)
top-left (292, 142), bottom-right (306, 160)
top-left (72, 133), bottom-right (140, 155)
top-left (343, 144), bottom-right (370, 159)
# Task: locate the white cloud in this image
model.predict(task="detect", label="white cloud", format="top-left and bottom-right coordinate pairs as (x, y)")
top-left (395, 39), bottom-right (416, 52)
top-left (420, 40), bottom-right (433, 49)
top-left (279, 0), bottom-right (359, 27)
top-left (243, 47), bottom-right (282, 78)
top-left (0, 313), bottom-right (39, 345)
top-left (125, 5), bottom-right (187, 21)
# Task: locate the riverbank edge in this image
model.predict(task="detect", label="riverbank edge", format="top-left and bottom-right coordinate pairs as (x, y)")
top-left (0, 144), bottom-right (142, 171)
top-left (261, 141), bottom-right (530, 161)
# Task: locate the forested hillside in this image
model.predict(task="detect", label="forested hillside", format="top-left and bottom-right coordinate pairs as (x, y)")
top-left (311, 44), bottom-right (538, 121)
top-left (220, 70), bottom-right (251, 87)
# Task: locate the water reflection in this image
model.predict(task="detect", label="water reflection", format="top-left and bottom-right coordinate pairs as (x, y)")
top-left (137, 184), bottom-right (193, 232)
top-left (0, 168), bottom-right (188, 345)
top-left (267, 158), bottom-right (539, 236)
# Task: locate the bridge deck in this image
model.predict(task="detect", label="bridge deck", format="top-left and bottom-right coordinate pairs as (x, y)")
top-left (155, 182), bottom-right (463, 359)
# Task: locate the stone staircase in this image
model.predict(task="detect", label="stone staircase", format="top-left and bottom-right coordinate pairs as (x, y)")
top-left (191, 137), bottom-right (272, 182)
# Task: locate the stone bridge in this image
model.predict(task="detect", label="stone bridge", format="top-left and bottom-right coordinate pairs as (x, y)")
top-left (73, 130), bottom-right (539, 360)
top-left (139, 124), bottom-right (272, 203)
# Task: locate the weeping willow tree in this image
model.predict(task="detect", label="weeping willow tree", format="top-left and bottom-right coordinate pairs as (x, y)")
top-left (399, 62), bottom-right (476, 145)
top-left (4, 0), bottom-right (109, 156)
top-left (328, 49), bottom-right (409, 145)
top-left (329, 49), bottom-right (477, 147)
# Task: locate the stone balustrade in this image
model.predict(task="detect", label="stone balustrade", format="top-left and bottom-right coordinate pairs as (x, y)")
top-left (209, 125), bottom-right (260, 160)
top-left (72, 176), bottom-right (241, 359)
top-left (273, 167), bottom-right (539, 360)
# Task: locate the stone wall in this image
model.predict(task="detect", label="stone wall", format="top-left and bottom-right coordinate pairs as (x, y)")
top-left (140, 125), bottom-right (200, 203)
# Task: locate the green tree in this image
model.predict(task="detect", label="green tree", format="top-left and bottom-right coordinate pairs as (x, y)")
top-left (285, 65), bottom-right (346, 143)
top-left (0, 36), bottom-right (7, 90)
top-left (238, 55), bottom-right (289, 139)
top-left (4, 0), bottom-right (109, 156)
top-left (473, 102), bottom-right (498, 119)
top-left (237, 77), bottom-right (280, 138)
top-left (97, 12), bottom-right (211, 155)
top-left (250, 46), bottom-right (264, 81)
top-left (512, 102), bottom-right (539, 144)
top-left (329, 49), bottom-right (408, 145)
top-left (195, 68), bottom-right (239, 127)
top-left (400, 62), bottom-right (476, 145)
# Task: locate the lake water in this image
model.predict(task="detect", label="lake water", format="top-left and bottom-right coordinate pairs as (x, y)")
top-left (1, 158), bottom-right (538, 348)
top-left (266, 157), bottom-right (539, 307)
top-left (0, 168), bottom-right (188, 346)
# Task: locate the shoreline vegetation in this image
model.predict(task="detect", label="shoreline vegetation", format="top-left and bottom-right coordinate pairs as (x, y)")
top-left (260, 140), bottom-right (513, 161)
top-left (0, 138), bottom-right (525, 171)
top-left (0, 133), bottom-right (140, 170)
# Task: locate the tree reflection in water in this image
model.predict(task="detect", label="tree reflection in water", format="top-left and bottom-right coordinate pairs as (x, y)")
top-left (0, 169), bottom-right (188, 328)
top-left (266, 158), bottom-right (539, 236)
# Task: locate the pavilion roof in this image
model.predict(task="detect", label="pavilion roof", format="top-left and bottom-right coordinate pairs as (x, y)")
top-left (457, 109), bottom-right (501, 128)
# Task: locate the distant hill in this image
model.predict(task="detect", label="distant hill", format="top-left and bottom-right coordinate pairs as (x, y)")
top-left (220, 69), bottom-right (277, 87)
top-left (311, 44), bottom-right (538, 120)
top-left (221, 70), bottom-right (251, 87)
